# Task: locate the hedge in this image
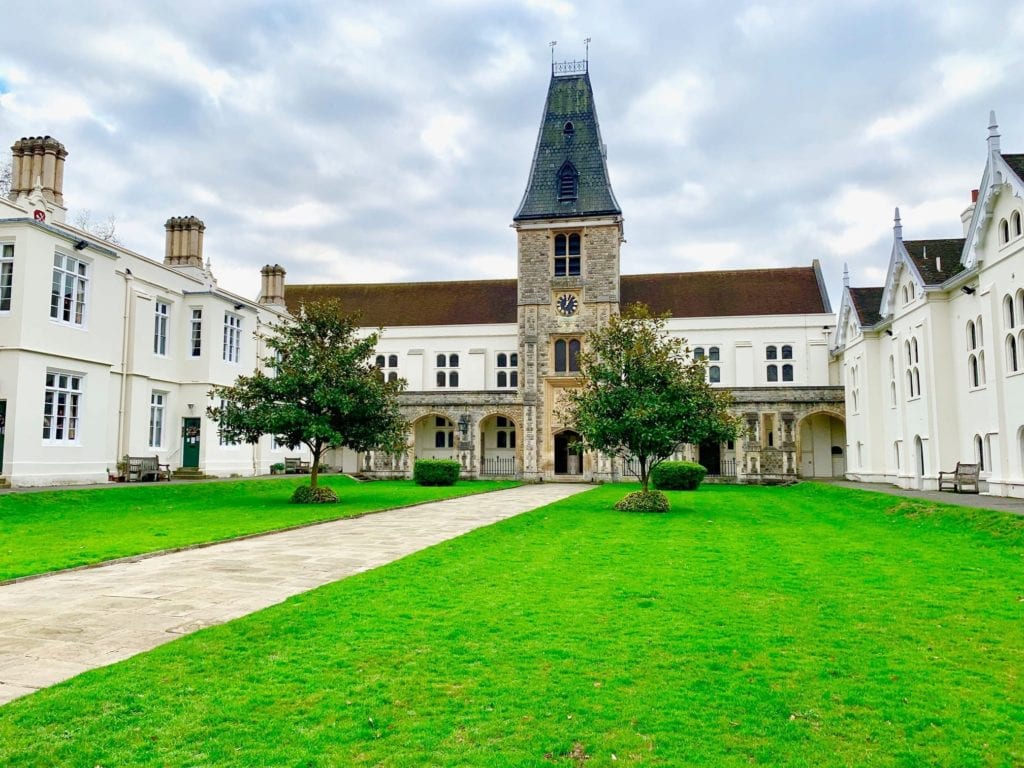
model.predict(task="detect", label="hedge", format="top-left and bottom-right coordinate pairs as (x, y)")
top-left (413, 459), bottom-right (461, 486)
top-left (651, 460), bottom-right (707, 491)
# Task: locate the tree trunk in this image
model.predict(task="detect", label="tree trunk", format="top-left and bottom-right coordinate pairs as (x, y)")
top-left (309, 442), bottom-right (323, 488)
top-left (639, 456), bottom-right (649, 493)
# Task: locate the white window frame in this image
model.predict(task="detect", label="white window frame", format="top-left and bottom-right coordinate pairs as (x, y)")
top-left (0, 242), bottom-right (13, 312)
top-left (495, 351), bottom-right (519, 389)
top-left (42, 370), bottom-right (83, 444)
top-left (223, 312), bottom-right (242, 363)
top-left (219, 398), bottom-right (240, 447)
top-left (190, 308), bottom-right (203, 357)
top-left (50, 251), bottom-right (89, 327)
top-left (149, 391), bottom-right (166, 448)
top-left (153, 301), bottom-right (169, 356)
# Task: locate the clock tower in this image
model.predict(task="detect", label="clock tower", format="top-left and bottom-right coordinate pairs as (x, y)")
top-left (512, 62), bottom-right (623, 479)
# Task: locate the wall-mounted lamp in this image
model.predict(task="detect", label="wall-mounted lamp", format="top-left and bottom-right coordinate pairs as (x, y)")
top-left (187, 403), bottom-right (195, 412)
top-left (233, 302), bottom-right (244, 310)
top-left (885, 329), bottom-right (893, 336)
top-left (960, 285), bottom-right (976, 295)
top-left (73, 239), bottom-right (88, 251)
top-left (458, 414), bottom-right (471, 439)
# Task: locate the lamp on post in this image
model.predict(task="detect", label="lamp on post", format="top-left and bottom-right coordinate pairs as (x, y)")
top-left (458, 414), bottom-right (471, 440)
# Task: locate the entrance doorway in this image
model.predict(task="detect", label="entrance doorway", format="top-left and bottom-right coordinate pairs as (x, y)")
top-left (698, 441), bottom-right (721, 475)
top-left (182, 417), bottom-right (201, 468)
top-left (0, 400), bottom-right (6, 474)
top-left (798, 413), bottom-right (847, 478)
top-left (554, 430), bottom-right (582, 475)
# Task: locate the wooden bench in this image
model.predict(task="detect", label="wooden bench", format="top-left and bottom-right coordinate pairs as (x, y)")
top-left (284, 457), bottom-right (311, 474)
top-left (126, 456), bottom-right (171, 482)
top-left (938, 462), bottom-right (980, 494)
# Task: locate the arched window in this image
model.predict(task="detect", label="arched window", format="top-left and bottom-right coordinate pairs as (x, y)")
top-left (894, 442), bottom-right (901, 470)
top-left (1013, 211), bottom-right (1022, 237)
top-left (782, 364), bottom-right (794, 382)
top-left (906, 369), bottom-right (914, 397)
top-left (557, 161), bottom-right (578, 202)
top-left (436, 371), bottom-right (446, 387)
top-left (693, 347), bottom-right (705, 360)
top-left (554, 232), bottom-right (582, 276)
top-left (436, 353), bottom-right (447, 368)
top-left (967, 320), bottom-right (977, 350)
top-left (969, 354), bottom-right (979, 387)
top-left (1019, 426), bottom-right (1024, 474)
top-left (497, 371), bottom-right (507, 388)
top-left (767, 364), bottom-right (778, 382)
top-left (905, 340), bottom-right (912, 366)
top-left (1005, 295), bottom-right (1016, 328)
top-left (979, 351), bottom-right (987, 385)
top-left (449, 354), bottom-right (459, 368)
top-left (497, 353), bottom-right (507, 368)
top-left (1007, 335), bottom-right (1020, 373)
top-left (388, 354), bottom-right (398, 368)
top-left (890, 381), bottom-right (897, 406)
top-left (975, 434), bottom-right (985, 471)
top-left (766, 345), bottom-right (778, 360)
top-left (708, 346), bottom-right (720, 361)
top-left (915, 435), bottom-right (925, 477)
top-left (554, 339), bottom-right (566, 372)
top-left (1017, 290), bottom-right (1024, 326)
top-left (709, 365), bottom-right (720, 383)
top-left (781, 345), bottom-right (793, 360)
top-left (889, 355), bottom-right (895, 378)
top-left (568, 339), bottom-right (581, 372)
top-left (913, 367), bottom-right (921, 396)
top-left (1000, 218), bottom-right (1010, 244)
top-left (375, 355), bottom-right (385, 368)
top-left (448, 371), bottom-right (459, 387)
top-left (912, 337), bottom-right (919, 363)
top-left (977, 316), bottom-right (984, 346)
top-left (387, 371), bottom-right (397, 383)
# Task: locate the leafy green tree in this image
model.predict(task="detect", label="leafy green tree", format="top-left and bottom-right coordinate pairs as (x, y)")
top-left (209, 300), bottom-right (408, 492)
top-left (565, 303), bottom-right (739, 493)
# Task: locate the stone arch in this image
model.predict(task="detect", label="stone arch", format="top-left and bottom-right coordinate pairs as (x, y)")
top-left (410, 411), bottom-right (458, 460)
top-left (478, 410), bottom-right (523, 477)
top-left (796, 409), bottom-right (846, 478)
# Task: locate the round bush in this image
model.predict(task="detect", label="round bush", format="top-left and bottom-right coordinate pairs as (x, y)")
top-left (651, 460), bottom-right (707, 491)
top-left (290, 485), bottom-right (339, 504)
top-left (413, 459), bottom-right (461, 486)
top-left (614, 489), bottom-right (670, 513)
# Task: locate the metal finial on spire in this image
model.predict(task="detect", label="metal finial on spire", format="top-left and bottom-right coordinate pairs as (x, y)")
top-left (894, 207), bottom-right (903, 240)
top-left (584, 37), bottom-right (591, 63)
top-left (843, 263), bottom-right (850, 287)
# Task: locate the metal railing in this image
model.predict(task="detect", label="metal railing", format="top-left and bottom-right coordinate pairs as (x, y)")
top-left (481, 456), bottom-right (517, 477)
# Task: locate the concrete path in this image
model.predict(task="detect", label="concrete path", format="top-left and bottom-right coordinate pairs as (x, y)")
top-left (0, 483), bottom-right (590, 706)
top-left (827, 479), bottom-right (1024, 515)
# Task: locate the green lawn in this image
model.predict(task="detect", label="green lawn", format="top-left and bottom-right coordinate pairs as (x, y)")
top-left (0, 475), bottom-right (518, 581)
top-left (1, 483), bottom-right (1022, 766)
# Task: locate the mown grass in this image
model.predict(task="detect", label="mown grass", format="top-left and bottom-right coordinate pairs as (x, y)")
top-left (0, 482), bottom-right (1022, 766)
top-left (0, 476), bottom-right (518, 581)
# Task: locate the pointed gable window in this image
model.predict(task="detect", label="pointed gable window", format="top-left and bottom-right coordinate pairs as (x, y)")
top-left (557, 161), bottom-right (578, 202)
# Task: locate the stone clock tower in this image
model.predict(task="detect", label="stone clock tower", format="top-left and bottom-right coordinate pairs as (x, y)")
top-left (513, 63), bottom-right (623, 480)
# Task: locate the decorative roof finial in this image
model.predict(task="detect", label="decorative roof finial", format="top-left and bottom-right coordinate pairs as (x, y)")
top-left (843, 262), bottom-right (850, 288)
top-left (988, 110), bottom-right (1001, 154)
top-left (894, 207), bottom-right (902, 240)
top-left (550, 40), bottom-right (557, 68)
top-left (584, 37), bottom-right (591, 64)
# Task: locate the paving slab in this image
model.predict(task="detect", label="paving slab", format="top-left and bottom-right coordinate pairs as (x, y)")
top-left (826, 480), bottom-right (1024, 514)
top-left (0, 483), bottom-right (589, 706)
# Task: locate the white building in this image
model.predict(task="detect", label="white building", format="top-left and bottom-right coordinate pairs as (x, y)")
top-left (833, 113), bottom-right (1024, 498)
top-left (0, 136), bottom-right (305, 487)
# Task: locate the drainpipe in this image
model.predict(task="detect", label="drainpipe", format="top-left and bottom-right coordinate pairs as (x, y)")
top-left (252, 315), bottom-right (262, 476)
top-left (116, 269), bottom-right (134, 460)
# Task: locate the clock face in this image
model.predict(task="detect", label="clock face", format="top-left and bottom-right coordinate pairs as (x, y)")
top-left (556, 293), bottom-right (579, 316)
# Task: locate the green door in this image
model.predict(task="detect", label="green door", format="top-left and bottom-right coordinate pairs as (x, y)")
top-left (182, 417), bottom-right (201, 468)
top-left (0, 400), bottom-right (6, 474)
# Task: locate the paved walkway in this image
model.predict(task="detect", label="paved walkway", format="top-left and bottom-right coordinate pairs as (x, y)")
top-left (0, 483), bottom-right (590, 706)
top-left (827, 480), bottom-right (1024, 514)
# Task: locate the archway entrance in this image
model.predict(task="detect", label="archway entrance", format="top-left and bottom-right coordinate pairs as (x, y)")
top-left (798, 412), bottom-right (846, 478)
top-left (698, 441), bottom-right (721, 476)
top-left (479, 414), bottom-right (518, 477)
top-left (554, 430), bottom-right (582, 475)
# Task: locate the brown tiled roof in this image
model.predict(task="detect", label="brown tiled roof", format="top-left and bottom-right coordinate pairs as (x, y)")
top-left (903, 238), bottom-right (966, 285)
top-left (848, 287), bottom-right (885, 326)
top-left (620, 266), bottom-right (831, 318)
top-left (285, 279), bottom-right (518, 326)
top-left (285, 265), bottom-right (832, 327)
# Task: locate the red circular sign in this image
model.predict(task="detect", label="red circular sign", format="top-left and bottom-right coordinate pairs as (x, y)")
top-left (33, 209), bottom-right (46, 222)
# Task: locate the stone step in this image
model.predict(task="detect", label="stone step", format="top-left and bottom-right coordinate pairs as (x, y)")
top-left (0, 477), bottom-right (9, 489)
top-left (172, 468), bottom-right (211, 480)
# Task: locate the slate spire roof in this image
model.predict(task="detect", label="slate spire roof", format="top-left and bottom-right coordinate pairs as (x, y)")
top-left (513, 72), bottom-right (621, 221)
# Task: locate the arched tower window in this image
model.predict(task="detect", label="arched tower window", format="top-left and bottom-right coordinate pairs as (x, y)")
top-left (1013, 211), bottom-right (1022, 237)
top-left (557, 161), bottom-right (578, 202)
top-left (1000, 218), bottom-right (1010, 244)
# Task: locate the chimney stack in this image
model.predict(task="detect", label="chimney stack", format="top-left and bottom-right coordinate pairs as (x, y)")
top-left (259, 264), bottom-right (287, 307)
top-left (9, 136), bottom-right (68, 205)
top-left (163, 216), bottom-right (205, 268)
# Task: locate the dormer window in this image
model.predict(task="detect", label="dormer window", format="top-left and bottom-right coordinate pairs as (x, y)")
top-left (563, 121), bottom-right (575, 138)
top-left (557, 161), bottom-right (578, 202)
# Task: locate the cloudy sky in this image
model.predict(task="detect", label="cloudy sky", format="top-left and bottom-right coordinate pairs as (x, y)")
top-left (2, 1), bottom-right (1022, 307)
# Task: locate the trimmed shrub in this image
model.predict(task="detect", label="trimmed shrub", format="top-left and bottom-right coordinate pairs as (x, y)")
top-left (652, 460), bottom-right (707, 491)
top-left (614, 489), bottom-right (670, 513)
top-left (414, 459), bottom-right (461, 486)
top-left (290, 485), bottom-right (339, 504)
